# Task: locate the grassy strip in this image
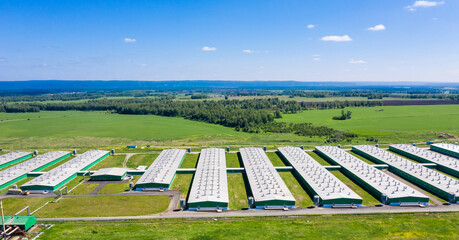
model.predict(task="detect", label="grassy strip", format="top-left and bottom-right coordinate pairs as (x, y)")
top-left (331, 171), bottom-right (380, 206)
top-left (36, 195), bottom-right (169, 218)
top-left (127, 154), bottom-right (158, 169)
top-left (226, 153), bottom-right (241, 168)
top-left (227, 173), bottom-right (248, 209)
top-left (38, 212), bottom-right (459, 239)
top-left (307, 151), bottom-right (331, 166)
top-left (69, 183), bottom-right (99, 195)
top-left (89, 155), bottom-right (125, 170)
top-left (179, 154), bottom-right (199, 168)
top-left (279, 172), bottom-right (314, 208)
top-left (170, 174), bottom-right (193, 199)
top-left (266, 152), bottom-right (286, 166)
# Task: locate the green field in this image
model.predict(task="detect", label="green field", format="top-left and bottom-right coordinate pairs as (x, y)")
top-left (90, 155), bottom-right (125, 170)
top-left (226, 153), bottom-right (241, 168)
top-left (36, 195), bottom-right (170, 217)
top-left (278, 105), bottom-right (459, 142)
top-left (279, 172), bottom-right (314, 208)
top-left (127, 154), bottom-right (158, 168)
top-left (170, 174), bottom-right (193, 200)
top-left (227, 173), bottom-right (249, 209)
top-left (179, 154), bottom-right (199, 168)
top-left (38, 212), bottom-right (458, 239)
top-left (2, 197), bottom-right (55, 216)
top-left (266, 152), bottom-right (286, 166)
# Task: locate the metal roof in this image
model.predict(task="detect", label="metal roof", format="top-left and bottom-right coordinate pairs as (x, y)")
top-left (315, 146), bottom-right (428, 200)
top-left (278, 146), bottom-right (362, 202)
top-left (188, 148), bottom-right (229, 205)
top-left (431, 143), bottom-right (459, 155)
top-left (91, 168), bottom-right (127, 177)
top-left (0, 151), bottom-right (69, 188)
top-left (135, 149), bottom-right (186, 187)
top-left (0, 152), bottom-right (31, 166)
top-left (353, 145), bottom-right (459, 197)
top-left (22, 150), bottom-right (109, 189)
top-left (390, 144), bottom-right (459, 175)
top-left (239, 147), bottom-right (295, 204)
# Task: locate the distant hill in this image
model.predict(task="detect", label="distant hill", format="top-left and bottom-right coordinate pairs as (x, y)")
top-left (0, 80), bottom-right (458, 91)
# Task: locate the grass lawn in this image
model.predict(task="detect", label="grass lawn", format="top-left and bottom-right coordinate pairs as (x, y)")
top-left (226, 153), bottom-right (241, 168)
top-left (307, 151), bottom-right (331, 166)
top-left (38, 212), bottom-right (459, 239)
top-left (279, 172), bottom-right (314, 208)
top-left (331, 171), bottom-right (381, 206)
top-left (179, 154), bottom-right (199, 168)
top-left (278, 105), bottom-right (459, 141)
top-left (36, 195), bottom-right (169, 218)
top-left (227, 173), bottom-right (248, 209)
top-left (68, 183), bottom-right (99, 195)
top-left (90, 155), bottom-right (125, 170)
top-left (170, 174), bottom-right (193, 200)
top-left (98, 182), bottom-right (131, 194)
top-left (266, 152), bottom-right (286, 166)
top-left (127, 154), bottom-right (158, 169)
top-left (63, 177), bottom-right (87, 193)
top-left (2, 197), bottom-right (55, 216)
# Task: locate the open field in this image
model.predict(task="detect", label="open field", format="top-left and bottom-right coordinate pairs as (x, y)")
top-left (170, 174), bottom-right (193, 199)
top-left (266, 152), bottom-right (286, 166)
top-left (2, 197), bottom-right (55, 216)
top-left (226, 153), bottom-right (241, 168)
top-left (278, 105), bottom-right (459, 142)
top-left (279, 172), bottom-right (314, 208)
top-left (179, 154), bottom-right (199, 168)
top-left (37, 212), bottom-right (459, 239)
top-left (35, 195), bottom-right (170, 218)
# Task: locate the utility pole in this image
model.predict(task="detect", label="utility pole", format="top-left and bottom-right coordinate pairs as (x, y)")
top-left (1, 200), bottom-right (7, 239)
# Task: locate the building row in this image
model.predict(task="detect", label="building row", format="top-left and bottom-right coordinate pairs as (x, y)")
top-left (0, 152), bottom-right (33, 169)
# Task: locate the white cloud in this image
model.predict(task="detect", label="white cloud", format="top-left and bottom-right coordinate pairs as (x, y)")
top-left (202, 46), bottom-right (217, 51)
top-left (313, 57), bottom-right (321, 61)
top-left (242, 49), bottom-right (254, 53)
top-left (124, 38), bottom-right (137, 43)
top-left (349, 59), bottom-right (367, 64)
top-left (321, 35), bottom-right (352, 42)
top-left (307, 24), bottom-right (315, 29)
top-left (406, 1), bottom-right (444, 11)
top-left (140, 63), bottom-right (147, 67)
top-left (367, 24), bottom-right (386, 31)
top-left (42, 63), bottom-right (49, 67)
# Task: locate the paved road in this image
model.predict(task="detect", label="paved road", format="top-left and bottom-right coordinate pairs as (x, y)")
top-left (37, 203), bottom-right (459, 222)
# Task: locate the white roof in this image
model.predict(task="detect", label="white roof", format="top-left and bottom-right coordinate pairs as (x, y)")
top-left (0, 151), bottom-right (70, 187)
top-left (391, 144), bottom-right (459, 174)
top-left (22, 150), bottom-right (109, 188)
top-left (431, 143), bottom-right (459, 154)
top-left (315, 146), bottom-right (428, 200)
top-left (188, 148), bottom-right (229, 205)
top-left (0, 152), bottom-right (31, 166)
top-left (278, 146), bottom-right (362, 201)
top-left (240, 147), bottom-right (295, 204)
top-left (136, 149), bottom-right (186, 186)
top-left (91, 168), bottom-right (127, 177)
top-left (354, 145), bottom-right (459, 197)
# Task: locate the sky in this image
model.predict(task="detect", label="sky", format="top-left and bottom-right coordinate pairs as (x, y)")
top-left (0, 0), bottom-right (458, 82)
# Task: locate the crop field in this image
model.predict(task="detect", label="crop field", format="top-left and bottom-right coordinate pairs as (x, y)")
top-left (278, 105), bottom-right (459, 142)
top-left (37, 212), bottom-right (459, 239)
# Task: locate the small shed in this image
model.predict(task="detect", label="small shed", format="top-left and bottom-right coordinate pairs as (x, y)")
top-left (127, 145), bottom-right (137, 149)
top-left (91, 168), bottom-right (127, 181)
top-left (0, 216), bottom-right (37, 231)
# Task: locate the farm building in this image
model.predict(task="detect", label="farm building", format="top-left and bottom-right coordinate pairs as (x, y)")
top-left (315, 146), bottom-right (429, 205)
top-left (430, 143), bottom-right (459, 158)
top-left (187, 148), bottom-right (229, 210)
top-left (0, 151), bottom-right (70, 190)
top-left (90, 168), bottom-right (127, 181)
top-left (21, 150), bottom-right (109, 192)
top-left (390, 144), bottom-right (459, 178)
top-left (0, 216), bottom-right (36, 231)
top-left (135, 149), bottom-right (186, 190)
top-left (278, 146), bottom-right (362, 207)
top-left (353, 145), bottom-right (459, 203)
top-left (0, 152), bottom-right (33, 169)
top-left (240, 147), bottom-right (296, 208)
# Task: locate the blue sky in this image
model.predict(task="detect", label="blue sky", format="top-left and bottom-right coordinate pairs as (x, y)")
top-left (0, 0), bottom-right (458, 82)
